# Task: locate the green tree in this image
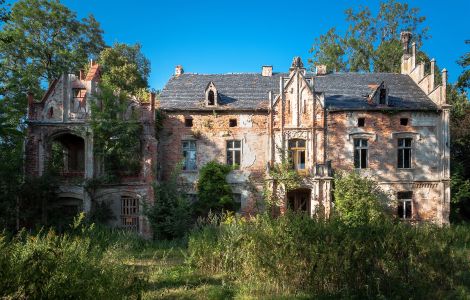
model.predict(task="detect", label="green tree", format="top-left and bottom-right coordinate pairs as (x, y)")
top-left (98, 43), bottom-right (150, 96)
top-left (456, 42), bottom-right (469, 93)
top-left (310, 0), bottom-right (428, 72)
top-left (195, 161), bottom-right (235, 216)
top-left (333, 172), bottom-right (389, 226)
top-left (145, 164), bottom-right (192, 240)
top-left (90, 84), bottom-right (143, 179)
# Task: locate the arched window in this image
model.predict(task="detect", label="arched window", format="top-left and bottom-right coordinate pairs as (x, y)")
top-left (288, 139), bottom-right (306, 171)
top-left (208, 90), bottom-right (215, 106)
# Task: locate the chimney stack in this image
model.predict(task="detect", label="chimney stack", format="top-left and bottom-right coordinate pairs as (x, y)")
top-left (315, 65), bottom-right (327, 75)
top-left (175, 65), bottom-right (184, 76)
top-left (400, 31), bottom-right (412, 55)
top-left (262, 66), bottom-right (273, 77)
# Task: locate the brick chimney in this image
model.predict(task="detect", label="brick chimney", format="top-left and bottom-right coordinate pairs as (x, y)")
top-left (175, 65), bottom-right (184, 76)
top-left (400, 31), bottom-right (412, 55)
top-left (262, 66), bottom-right (273, 77)
top-left (315, 65), bottom-right (327, 75)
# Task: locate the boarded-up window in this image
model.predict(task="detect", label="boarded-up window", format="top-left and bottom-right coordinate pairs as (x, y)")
top-left (121, 196), bottom-right (139, 231)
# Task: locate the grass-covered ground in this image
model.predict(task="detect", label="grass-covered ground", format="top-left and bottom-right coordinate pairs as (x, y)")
top-left (2, 213), bottom-right (470, 299)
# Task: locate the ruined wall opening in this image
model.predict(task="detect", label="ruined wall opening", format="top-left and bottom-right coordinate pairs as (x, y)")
top-left (49, 133), bottom-right (85, 178)
top-left (287, 188), bottom-right (311, 212)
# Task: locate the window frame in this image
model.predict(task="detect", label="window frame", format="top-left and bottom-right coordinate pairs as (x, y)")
top-left (397, 191), bottom-right (413, 220)
top-left (397, 138), bottom-right (412, 169)
top-left (121, 196), bottom-right (139, 231)
top-left (288, 139), bottom-right (307, 172)
top-left (182, 140), bottom-right (197, 171)
top-left (226, 140), bottom-right (242, 168)
top-left (353, 138), bottom-right (368, 169)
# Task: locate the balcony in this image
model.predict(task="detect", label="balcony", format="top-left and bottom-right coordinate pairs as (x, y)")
top-left (314, 161), bottom-right (333, 177)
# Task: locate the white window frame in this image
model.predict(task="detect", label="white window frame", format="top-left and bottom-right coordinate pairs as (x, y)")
top-left (226, 140), bottom-right (242, 168)
top-left (397, 138), bottom-right (412, 169)
top-left (397, 192), bottom-right (413, 220)
top-left (182, 140), bottom-right (197, 171)
top-left (354, 138), bottom-right (368, 169)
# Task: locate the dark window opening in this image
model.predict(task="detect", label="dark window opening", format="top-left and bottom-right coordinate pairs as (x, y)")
top-left (288, 139), bottom-right (306, 171)
top-left (397, 191), bottom-right (413, 219)
top-left (208, 90), bottom-right (215, 105)
top-left (185, 118), bottom-right (193, 127)
top-left (287, 189), bottom-right (310, 212)
top-left (400, 118), bottom-right (409, 126)
top-left (229, 118), bottom-right (237, 127)
top-left (227, 140), bottom-right (241, 168)
top-left (48, 107), bottom-right (54, 118)
top-left (397, 138), bottom-right (412, 169)
top-left (233, 193), bottom-right (242, 212)
top-left (49, 133), bottom-right (85, 177)
top-left (354, 139), bottom-right (368, 169)
top-left (379, 88), bottom-right (387, 104)
top-left (358, 118), bottom-right (365, 127)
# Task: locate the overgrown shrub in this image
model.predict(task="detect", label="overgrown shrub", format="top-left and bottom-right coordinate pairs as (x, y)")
top-left (333, 171), bottom-right (389, 226)
top-left (188, 213), bottom-right (470, 298)
top-left (195, 161), bottom-right (235, 216)
top-left (0, 214), bottom-right (143, 299)
top-left (145, 165), bottom-right (192, 240)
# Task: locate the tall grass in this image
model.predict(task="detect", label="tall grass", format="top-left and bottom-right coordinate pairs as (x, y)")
top-left (0, 215), bottom-right (145, 299)
top-left (188, 213), bottom-right (470, 298)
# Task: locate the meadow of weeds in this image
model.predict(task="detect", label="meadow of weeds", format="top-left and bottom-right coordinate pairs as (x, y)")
top-left (2, 212), bottom-right (470, 299)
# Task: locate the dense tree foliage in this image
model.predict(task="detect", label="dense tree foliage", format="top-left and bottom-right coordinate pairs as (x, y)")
top-left (309, 0), bottom-right (428, 72)
top-left (195, 161), bottom-right (235, 216)
top-left (333, 172), bottom-right (388, 226)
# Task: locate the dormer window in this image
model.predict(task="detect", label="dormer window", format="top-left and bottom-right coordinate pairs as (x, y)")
top-left (205, 81), bottom-right (218, 107)
top-left (208, 90), bottom-right (215, 105)
top-left (379, 88), bottom-right (387, 104)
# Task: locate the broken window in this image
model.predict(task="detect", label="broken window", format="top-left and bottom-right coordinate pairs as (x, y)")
top-left (354, 138), bottom-right (368, 169)
top-left (397, 191), bottom-right (413, 219)
top-left (379, 88), bottom-right (387, 104)
top-left (288, 139), bottom-right (306, 171)
top-left (72, 88), bottom-right (87, 113)
top-left (229, 118), bottom-right (237, 127)
top-left (182, 140), bottom-right (197, 171)
top-left (121, 196), bottom-right (139, 231)
top-left (226, 140), bottom-right (241, 168)
top-left (357, 117), bottom-right (365, 127)
top-left (400, 118), bottom-right (409, 126)
top-left (208, 90), bottom-right (215, 106)
top-left (397, 138), bottom-right (412, 168)
top-left (49, 133), bottom-right (85, 177)
top-left (185, 118), bottom-right (193, 127)
top-left (233, 193), bottom-right (242, 212)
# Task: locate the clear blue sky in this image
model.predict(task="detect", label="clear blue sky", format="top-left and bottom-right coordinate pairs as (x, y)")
top-left (59, 0), bottom-right (469, 90)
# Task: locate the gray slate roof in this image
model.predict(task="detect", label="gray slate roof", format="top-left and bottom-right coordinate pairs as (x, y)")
top-left (159, 72), bottom-right (438, 111)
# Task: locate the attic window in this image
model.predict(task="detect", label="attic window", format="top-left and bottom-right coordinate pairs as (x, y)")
top-left (400, 118), bottom-right (409, 126)
top-left (48, 107), bottom-right (54, 118)
top-left (208, 90), bottom-right (215, 106)
top-left (357, 118), bottom-right (365, 127)
top-left (379, 88), bottom-right (387, 105)
top-left (229, 119), bottom-right (237, 127)
top-left (185, 118), bottom-right (193, 127)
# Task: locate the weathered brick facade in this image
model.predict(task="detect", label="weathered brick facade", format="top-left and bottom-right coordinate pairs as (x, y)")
top-left (25, 33), bottom-right (451, 233)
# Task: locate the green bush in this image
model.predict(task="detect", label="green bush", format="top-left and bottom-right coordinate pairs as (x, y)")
top-left (0, 215), bottom-right (143, 299)
top-left (334, 171), bottom-right (389, 226)
top-left (145, 166), bottom-right (192, 240)
top-left (188, 213), bottom-right (470, 298)
top-left (195, 161), bottom-right (235, 216)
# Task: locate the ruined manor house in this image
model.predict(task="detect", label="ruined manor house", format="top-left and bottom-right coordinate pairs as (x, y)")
top-left (25, 33), bottom-right (450, 236)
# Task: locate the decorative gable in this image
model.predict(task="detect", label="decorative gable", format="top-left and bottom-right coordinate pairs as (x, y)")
top-left (205, 81), bottom-right (218, 106)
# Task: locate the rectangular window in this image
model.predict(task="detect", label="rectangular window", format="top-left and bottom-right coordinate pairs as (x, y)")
top-left (185, 118), bottom-right (193, 127)
top-left (229, 118), bottom-right (237, 127)
top-left (226, 140), bottom-right (241, 168)
top-left (232, 193), bottom-right (242, 212)
top-left (397, 191), bottom-right (413, 219)
top-left (357, 117), bottom-right (365, 127)
top-left (400, 118), bottom-right (409, 126)
top-left (182, 140), bottom-right (197, 171)
top-left (397, 138), bottom-right (412, 169)
top-left (354, 139), bottom-right (368, 169)
top-left (288, 139), bottom-right (306, 171)
top-left (121, 196), bottom-right (139, 231)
